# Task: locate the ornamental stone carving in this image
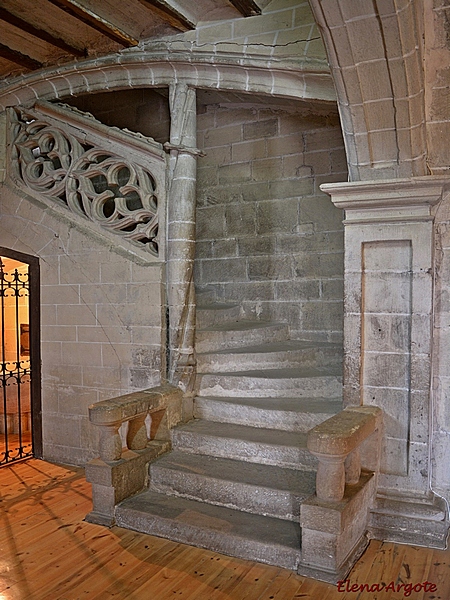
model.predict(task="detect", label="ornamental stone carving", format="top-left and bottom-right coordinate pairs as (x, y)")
top-left (8, 103), bottom-right (166, 258)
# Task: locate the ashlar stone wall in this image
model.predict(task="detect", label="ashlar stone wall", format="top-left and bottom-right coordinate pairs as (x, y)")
top-left (433, 195), bottom-right (450, 500)
top-left (0, 112), bottom-right (165, 465)
top-left (195, 100), bottom-right (347, 342)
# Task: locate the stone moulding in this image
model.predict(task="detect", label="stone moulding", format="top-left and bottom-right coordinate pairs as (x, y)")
top-left (0, 47), bottom-right (336, 113)
top-left (86, 383), bottom-right (183, 526)
top-left (6, 100), bottom-right (167, 264)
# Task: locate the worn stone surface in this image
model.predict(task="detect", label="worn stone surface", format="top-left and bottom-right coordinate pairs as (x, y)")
top-left (369, 495), bottom-right (449, 549)
top-left (171, 420), bottom-right (317, 470)
top-left (85, 442), bottom-right (170, 524)
top-left (194, 396), bottom-right (343, 432)
top-left (116, 490), bottom-right (301, 570)
top-left (300, 471), bottom-right (376, 579)
top-left (149, 450), bottom-right (316, 522)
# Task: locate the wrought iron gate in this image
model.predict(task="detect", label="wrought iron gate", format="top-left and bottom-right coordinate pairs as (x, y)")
top-left (0, 257), bottom-right (34, 465)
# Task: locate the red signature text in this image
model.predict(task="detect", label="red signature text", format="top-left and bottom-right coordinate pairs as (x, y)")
top-left (337, 580), bottom-right (437, 597)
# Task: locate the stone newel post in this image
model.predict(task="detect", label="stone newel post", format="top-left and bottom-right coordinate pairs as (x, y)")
top-left (166, 83), bottom-right (200, 392)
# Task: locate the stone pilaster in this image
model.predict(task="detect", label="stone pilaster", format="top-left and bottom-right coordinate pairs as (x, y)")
top-left (323, 177), bottom-right (448, 499)
top-left (166, 83), bottom-right (200, 392)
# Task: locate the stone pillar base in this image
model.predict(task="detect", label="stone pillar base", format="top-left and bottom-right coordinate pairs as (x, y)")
top-left (85, 441), bottom-right (169, 526)
top-left (299, 471), bottom-right (375, 584)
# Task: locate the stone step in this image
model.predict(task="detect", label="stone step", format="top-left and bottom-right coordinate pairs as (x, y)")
top-left (194, 396), bottom-right (342, 432)
top-left (197, 340), bottom-right (342, 373)
top-left (373, 497), bottom-right (447, 521)
top-left (115, 490), bottom-right (301, 570)
top-left (196, 302), bottom-right (241, 329)
top-left (171, 419), bottom-right (317, 470)
top-left (197, 366), bottom-right (342, 398)
top-left (369, 498), bottom-right (449, 548)
top-left (149, 450), bottom-right (316, 522)
top-left (196, 321), bottom-right (289, 353)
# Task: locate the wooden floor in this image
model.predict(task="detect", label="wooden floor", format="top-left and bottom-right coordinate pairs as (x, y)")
top-left (0, 460), bottom-right (448, 600)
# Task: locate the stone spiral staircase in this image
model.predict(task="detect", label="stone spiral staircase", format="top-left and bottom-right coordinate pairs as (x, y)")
top-left (115, 297), bottom-right (343, 569)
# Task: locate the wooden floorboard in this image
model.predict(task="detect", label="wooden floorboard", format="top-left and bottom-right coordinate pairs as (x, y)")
top-left (0, 459), bottom-right (448, 600)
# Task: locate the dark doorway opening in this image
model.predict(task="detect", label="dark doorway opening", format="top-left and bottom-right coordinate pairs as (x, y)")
top-left (0, 248), bottom-right (41, 465)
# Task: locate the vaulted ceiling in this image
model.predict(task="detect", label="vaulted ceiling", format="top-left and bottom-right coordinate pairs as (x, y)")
top-left (0, 0), bottom-right (267, 80)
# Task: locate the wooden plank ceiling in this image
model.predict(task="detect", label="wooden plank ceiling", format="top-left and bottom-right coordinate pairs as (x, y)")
top-left (0, 0), bottom-right (262, 80)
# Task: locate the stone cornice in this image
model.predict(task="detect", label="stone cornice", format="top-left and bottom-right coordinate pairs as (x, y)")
top-left (322, 177), bottom-right (450, 209)
top-left (322, 176), bottom-right (450, 224)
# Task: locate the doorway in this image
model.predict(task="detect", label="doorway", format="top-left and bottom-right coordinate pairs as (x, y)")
top-left (0, 248), bottom-right (41, 465)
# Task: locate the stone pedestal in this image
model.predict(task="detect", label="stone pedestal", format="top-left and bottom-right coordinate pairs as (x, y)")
top-left (322, 176), bottom-right (450, 547)
top-left (85, 442), bottom-right (170, 526)
top-left (299, 472), bottom-right (375, 583)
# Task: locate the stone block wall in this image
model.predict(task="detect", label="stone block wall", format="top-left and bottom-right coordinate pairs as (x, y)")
top-left (176, 0), bottom-right (327, 64)
top-left (424, 1), bottom-right (450, 175)
top-left (0, 142), bottom-right (165, 464)
top-left (195, 102), bottom-right (347, 342)
top-left (432, 197), bottom-right (450, 499)
top-left (69, 89), bottom-right (170, 145)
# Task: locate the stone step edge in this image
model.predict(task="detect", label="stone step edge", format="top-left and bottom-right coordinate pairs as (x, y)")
top-left (149, 452), bottom-right (316, 521)
top-left (115, 490), bottom-right (302, 570)
top-left (171, 421), bottom-right (316, 471)
top-left (173, 418), bottom-right (309, 446)
top-left (196, 341), bottom-right (342, 357)
top-left (193, 396), bottom-right (343, 432)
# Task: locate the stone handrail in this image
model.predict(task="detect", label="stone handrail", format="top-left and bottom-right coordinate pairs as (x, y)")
top-left (85, 383), bottom-right (183, 526)
top-left (307, 405), bottom-right (382, 502)
top-left (88, 383), bottom-right (183, 462)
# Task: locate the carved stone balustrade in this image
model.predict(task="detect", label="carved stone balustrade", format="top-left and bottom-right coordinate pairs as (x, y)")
top-left (298, 406), bottom-right (383, 583)
top-left (85, 383), bottom-right (183, 526)
top-left (307, 406), bottom-right (382, 502)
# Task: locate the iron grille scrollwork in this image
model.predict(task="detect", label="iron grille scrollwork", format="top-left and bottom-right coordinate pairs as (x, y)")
top-left (10, 108), bottom-right (160, 256)
top-left (0, 260), bottom-right (32, 465)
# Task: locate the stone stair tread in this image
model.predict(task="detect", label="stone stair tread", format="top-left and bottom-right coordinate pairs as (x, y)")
top-left (197, 339), bottom-right (341, 357)
top-left (194, 396), bottom-right (342, 432)
top-left (174, 419), bottom-right (308, 449)
top-left (200, 365), bottom-right (342, 379)
top-left (373, 498), bottom-right (447, 521)
top-left (196, 395), bottom-right (343, 414)
top-left (115, 490), bottom-right (301, 569)
top-left (151, 450), bottom-right (316, 494)
top-left (198, 320), bottom-right (286, 333)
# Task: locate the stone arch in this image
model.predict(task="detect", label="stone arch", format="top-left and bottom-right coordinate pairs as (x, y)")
top-left (309, 0), bottom-right (427, 181)
top-left (0, 48), bottom-right (336, 111)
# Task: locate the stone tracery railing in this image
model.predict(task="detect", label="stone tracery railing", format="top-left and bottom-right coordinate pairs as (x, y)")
top-left (7, 101), bottom-right (167, 259)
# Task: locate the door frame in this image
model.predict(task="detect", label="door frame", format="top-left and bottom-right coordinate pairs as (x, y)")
top-left (0, 247), bottom-right (42, 458)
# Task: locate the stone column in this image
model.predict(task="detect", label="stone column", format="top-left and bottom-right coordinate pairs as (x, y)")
top-left (323, 177), bottom-right (448, 498)
top-left (166, 83), bottom-right (201, 392)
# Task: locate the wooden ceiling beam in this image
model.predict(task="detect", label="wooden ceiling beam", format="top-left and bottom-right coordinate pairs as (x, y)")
top-left (137, 0), bottom-right (195, 31)
top-left (47, 0), bottom-right (139, 47)
top-left (227, 0), bottom-right (261, 17)
top-left (0, 8), bottom-right (85, 57)
top-left (0, 43), bottom-right (43, 70)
